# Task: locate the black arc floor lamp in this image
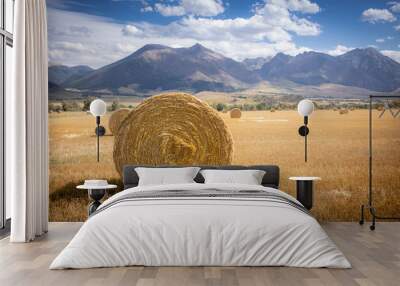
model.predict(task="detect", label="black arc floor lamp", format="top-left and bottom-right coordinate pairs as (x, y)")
top-left (359, 95), bottom-right (400, 231)
top-left (90, 99), bottom-right (107, 162)
top-left (297, 99), bottom-right (314, 162)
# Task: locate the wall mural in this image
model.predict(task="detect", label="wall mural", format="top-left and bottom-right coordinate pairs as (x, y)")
top-left (47, 0), bottom-right (400, 222)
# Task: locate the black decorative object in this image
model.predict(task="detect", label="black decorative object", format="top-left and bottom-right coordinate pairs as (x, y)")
top-left (289, 177), bottom-right (321, 210)
top-left (88, 189), bottom-right (106, 215)
top-left (298, 125), bottom-right (309, 136)
top-left (95, 125), bottom-right (106, 136)
top-left (77, 182), bottom-right (118, 217)
top-left (296, 180), bottom-right (313, 210)
top-left (359, 95), bottom-right (400, 231)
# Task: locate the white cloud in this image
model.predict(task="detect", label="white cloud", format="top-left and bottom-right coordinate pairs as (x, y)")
top-left (249, 1), bottom-right (321, 36)
top-left (327, 45), bottom-right (353, 56)
top-left (268, 0), bottom-right (320, 14)
top-left (115, 43), bottom-right (137, 53)
top-left (155, 0), bottom-right (224, 17)
top-left (387, 36), bottom-right (394, 40)
top-left (389, 2), bottom-right (400, 13)
top-left (122, 25), bottom-right (142, 36)
top-left (182, 0), bottom-right (224, 16)
top-left (381, 50), bottom-right (400, 63)
top-left (395, 24), bottom-right (400, 31)
top-left (48, 8), bottom-right (131, 68)
top-left (361, 8), bottom-right (396, 23)
top-left (48, 41), bottom-right (97, 65)
top-left (376, 38), bottom-right (385, 43)
top-left (47, 0), bottom-right (321, 68)
top-left (51, 41), bottom-right (93, 53)
top-left (141, 6), bottom-right (153, 12)
top-left (49, 24), bottom-right (92, 37)
top-left (155, 3), bottom-right (186, 16)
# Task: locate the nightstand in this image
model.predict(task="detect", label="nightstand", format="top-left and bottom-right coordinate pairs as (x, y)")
top-left (289, 177), bottom-right (321, 210)
top-left (77, 183), bottom-right (117, 216)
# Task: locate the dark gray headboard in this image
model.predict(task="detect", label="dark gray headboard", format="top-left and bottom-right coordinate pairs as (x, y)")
top-left (123, 165), bottom-right (280, 189)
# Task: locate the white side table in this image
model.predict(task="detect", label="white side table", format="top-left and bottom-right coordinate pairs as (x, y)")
top-left (77, 184), bottom-right (117, 215)
top-left (289, 177), bottom-right (321, 210)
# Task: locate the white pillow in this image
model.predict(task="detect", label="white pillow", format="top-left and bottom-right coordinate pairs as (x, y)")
top-left (135, 167), bottom-right (200, 186)
top-left (200, 169), bottom-right (266, 185)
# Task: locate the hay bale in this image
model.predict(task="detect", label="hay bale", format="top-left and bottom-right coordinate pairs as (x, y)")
top-left (113, 93), bottom-right (234, 176)
top-left (339, 109), bottom-right (349, 115)
top-left (109, 109), bottom-right (130, 135)
top-left (230, 108), bottom-right (242, 118)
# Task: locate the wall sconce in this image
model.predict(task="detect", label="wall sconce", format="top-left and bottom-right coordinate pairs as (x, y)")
top-left (297, 99), bottom-right (314, 162)
top-left (90, 99), bottom-right (107, 162)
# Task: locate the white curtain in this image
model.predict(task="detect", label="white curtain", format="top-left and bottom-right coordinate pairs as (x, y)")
top-left (9, 0), bottom-right (49, 242)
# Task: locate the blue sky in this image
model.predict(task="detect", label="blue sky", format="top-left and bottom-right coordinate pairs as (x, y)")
top-left (47, 0), bottom-right (400, 68)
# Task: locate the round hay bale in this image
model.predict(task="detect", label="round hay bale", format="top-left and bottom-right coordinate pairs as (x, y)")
top-left (113, 93), bottom-right (234, 176)
top-left (109, 109), bottom-right (130, 135)
top-left (230, 108), bottom-right (242, 118)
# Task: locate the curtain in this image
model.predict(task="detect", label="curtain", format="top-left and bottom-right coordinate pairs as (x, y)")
top-left (9, 0), bottom-right (49, 242)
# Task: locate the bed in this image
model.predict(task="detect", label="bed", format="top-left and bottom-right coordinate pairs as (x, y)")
top-left (50, 165), bottom-right (351, 269)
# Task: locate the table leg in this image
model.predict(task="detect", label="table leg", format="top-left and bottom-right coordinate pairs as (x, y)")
top-left (88, 189), bottom-right (106, 216)
top-left (296, 180), bottom-right (313, 210)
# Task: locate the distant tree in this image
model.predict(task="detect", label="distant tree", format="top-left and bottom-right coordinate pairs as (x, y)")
top-left (61, 101), bottom-right (68, 111)
top-left (231, 104), bottom-right (243, 110)
top-left (61, 101), bottom-right (80, 112)
top-left (393, 100), bottom-right (400, 108)
top-left (256, 103), bottom-right (267, 110)
top-left (82, 97), bottom-right (95, 111)
top-left (48, 103), bottom-right (57, 113)
top-left (243, 104), bottom-right (255, 111)
top-left (110, 100), bottom-right (120, 111)
top-left (216, 103), bottom-right (225, 112)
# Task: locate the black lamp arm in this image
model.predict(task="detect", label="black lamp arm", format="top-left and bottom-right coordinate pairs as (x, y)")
top-left (96, 116), bottom-right (100, 162)
top-left (304, 116), bottom-right (309, 163)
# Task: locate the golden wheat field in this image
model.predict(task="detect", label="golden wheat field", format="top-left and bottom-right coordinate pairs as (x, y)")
top-left (49, 109), bottom-right (400, 222)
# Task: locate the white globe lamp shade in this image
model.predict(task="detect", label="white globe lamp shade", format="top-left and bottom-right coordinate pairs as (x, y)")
top-left (297, 99), bottom-right (314, 117)
top-left (90, 99), bottom-right (107, 117)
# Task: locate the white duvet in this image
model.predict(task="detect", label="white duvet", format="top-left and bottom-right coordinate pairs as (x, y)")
top-left (50, 183), bottom-right (351, 269)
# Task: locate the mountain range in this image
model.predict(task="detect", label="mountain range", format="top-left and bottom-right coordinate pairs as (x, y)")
top-left (260, 48), bottom-right (400, 92)
top-left (49, 64), bottom-right (93, 85)
top-left (49, 44), bottom-right (400, 96)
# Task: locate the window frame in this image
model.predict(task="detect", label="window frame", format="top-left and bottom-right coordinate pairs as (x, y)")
top-left (0, 0), bottom-right (13, 232)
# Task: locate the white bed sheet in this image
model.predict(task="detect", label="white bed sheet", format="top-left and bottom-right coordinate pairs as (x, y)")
top-left (50, 183), bottom-right (351, 269)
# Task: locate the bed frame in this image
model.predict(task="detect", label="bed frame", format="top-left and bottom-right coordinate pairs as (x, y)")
top-left (123, 165), bottom-right (280, 190)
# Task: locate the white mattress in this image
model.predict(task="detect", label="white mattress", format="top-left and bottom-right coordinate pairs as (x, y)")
top-left (50, 183), bottom-right (351, 269)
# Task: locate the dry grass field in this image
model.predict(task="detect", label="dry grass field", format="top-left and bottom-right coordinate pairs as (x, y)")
top-left (49, 109), bottom-right (400, 222)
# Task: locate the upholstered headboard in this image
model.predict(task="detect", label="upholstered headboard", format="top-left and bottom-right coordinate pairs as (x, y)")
top-left (123, 165), bottom-right (280, 189)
